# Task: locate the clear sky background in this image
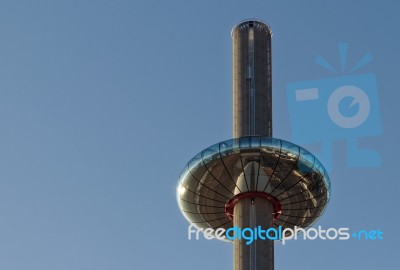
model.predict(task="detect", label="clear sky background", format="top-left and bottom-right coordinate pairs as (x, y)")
top-left (0, 0), bottom-right (398, 269)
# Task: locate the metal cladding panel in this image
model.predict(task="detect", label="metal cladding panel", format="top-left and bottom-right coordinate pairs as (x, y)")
top-left (233, 21), bottom-right (272, 137)
top-left (233, 197), bottom-right (274, 269)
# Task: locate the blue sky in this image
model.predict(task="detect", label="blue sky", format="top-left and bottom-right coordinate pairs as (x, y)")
top-left (0, 0), bottom-right (398, 269)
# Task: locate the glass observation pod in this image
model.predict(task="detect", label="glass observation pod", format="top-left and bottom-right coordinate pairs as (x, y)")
top-left (177, 136), bottom-right (330, 239)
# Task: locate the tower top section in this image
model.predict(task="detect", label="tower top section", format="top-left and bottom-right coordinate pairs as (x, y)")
top-left (232, 19), bottom-right (273, 137)
top-left (231, 19), bottom-right (272, 37)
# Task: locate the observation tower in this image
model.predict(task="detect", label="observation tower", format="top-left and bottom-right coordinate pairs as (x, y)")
top-left (176, 19), bottom-right (330, 270)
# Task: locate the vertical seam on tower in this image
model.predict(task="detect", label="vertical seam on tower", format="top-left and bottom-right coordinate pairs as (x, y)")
top-left (248, 25), bottom-right (256, 135)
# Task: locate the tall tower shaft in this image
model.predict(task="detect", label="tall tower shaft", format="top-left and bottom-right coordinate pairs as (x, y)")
top-left (233, 20), bottom-right (272, 138)
top-left (232, 20), bottom-right (274, 270)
